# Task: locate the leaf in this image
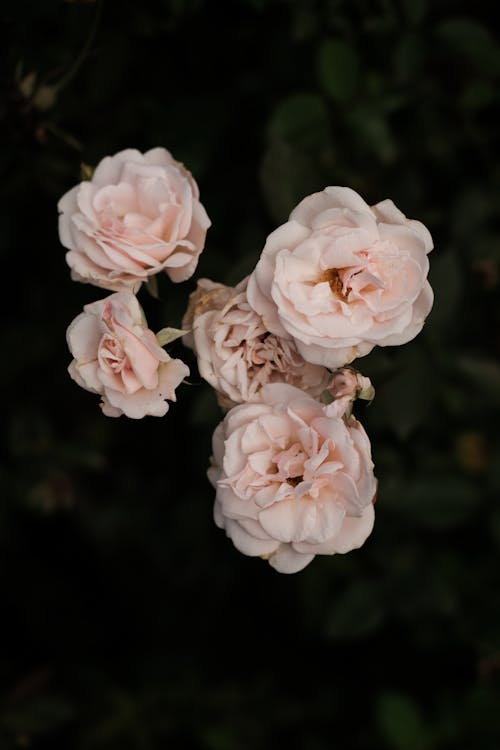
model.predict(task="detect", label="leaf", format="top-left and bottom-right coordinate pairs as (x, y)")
top-left (156, 327), bottom-right (188, 346)
top-left (80, 162), bottom-right (95, 180)
top-left (455, 355), bottom-right (500, 404)
top-left (400, 0), bottom-right (428, 26)
top-left (376, 692), bottom-right (431, 750)
top-left (317, 39), bottom-right (359, 102)
top-left (325, 580), bottom-right (384, 639)
top-left (375, 347), bottom-right (434, 440)
top-left (394, 33), bottom-right (424, 82)
top-left (268, 93), bottom-right (331, 152)
top-left (259, 141), bottom-right (320, 223)
top-left (427, 250), bottom-right (463, 329)
top-left (436, 18), bottom-right (500, 76)
top-left (346, 106), bottom-right (396, 163)
top-left (2, 695), bottom-right (75, 735)
top-left (459, 80), bottom-right (496, 112)
top-left (387, 475), bottom-right (480, 529)
top-left (188, 386), bottom-right (220, 427)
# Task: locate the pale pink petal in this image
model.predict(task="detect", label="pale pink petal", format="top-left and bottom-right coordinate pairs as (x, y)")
top-left (268, 544), bottom-right (315, 573)
top-left (290, 186), bottom-right (371, 227)
top-left (224, 518), bottom-right (281, 557)
top-left (373, 199), bottom-right (433, 253)
top-left (294, 503), bottom-right (375, 555)
top-left (66, 312), bottom-right (102, 362)
top-left (103, 356), bottom-right (188, 418)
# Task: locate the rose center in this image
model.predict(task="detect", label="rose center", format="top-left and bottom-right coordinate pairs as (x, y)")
top-left (249, 333), bottom-right (287, 370)
top-left (321, 268), bottom-right (349, 300)
top-left (272, 442), bottom-right (307, 484)
top-left (286, 475), bottom-right (304, 487)
top-left (98, 334), bottom-right (127, 373)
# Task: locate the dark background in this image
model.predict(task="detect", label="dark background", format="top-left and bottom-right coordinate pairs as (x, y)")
top-left (2, 0), bottom-right (500, 748)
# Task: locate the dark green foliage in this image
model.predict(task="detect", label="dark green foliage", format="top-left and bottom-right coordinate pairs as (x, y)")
top-left (1, 0), bottom-right (500, 747)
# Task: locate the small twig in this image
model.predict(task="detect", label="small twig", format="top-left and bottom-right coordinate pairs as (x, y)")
top-left (53, 0), bottom-right (104, 94)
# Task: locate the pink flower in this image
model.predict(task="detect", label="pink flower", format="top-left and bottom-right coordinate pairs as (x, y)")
top-left (327, 367), bottom-right (374, 418)
top-left (208, 383), bottom-right (377, 573)
top-left (183, 277), bottom-right (330, 408)
top-left (58, 148), bottom-right (211, 292)
top-left (67, 291), bottom-right (189, 418)
top-left (247, 187), bottom-right (433, 368)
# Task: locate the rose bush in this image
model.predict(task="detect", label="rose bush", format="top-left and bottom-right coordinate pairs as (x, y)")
top-left (247, 186), bottom-right (433, 368)
top-left (208, 383), bottom-right (377, 573)
top-left (67, 291), bottom-right (189, 418)
top-left (59, 148), bottom-right (211, 291)
top-left (183, 277), bottom-right (330, 408)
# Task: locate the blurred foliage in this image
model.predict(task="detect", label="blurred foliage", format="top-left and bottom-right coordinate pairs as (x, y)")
top-left (1, 0), bottom-right (500, 748)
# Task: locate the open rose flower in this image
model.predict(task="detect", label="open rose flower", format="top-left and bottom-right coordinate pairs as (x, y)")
top-left (247, 186), bottom-right (433, 368)
top-left (67, 291), bottom-right (189, 418)
top-left (183, 277), bottom-right (330, 408)
top-left (208, 383), bottom-right (377, 573)
top-left (58, 147), bottom-right (211, 291)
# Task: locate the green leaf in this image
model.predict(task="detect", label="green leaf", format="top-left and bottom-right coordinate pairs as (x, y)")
top-left (459, 80), bottom-right (497, 112)
top-left (376, 692), bottom-right (430, 750)
top-left (189, 386), bottom-right (220, 427)
top-left (325, 580), bottom-right (384, 639)
top-left (394, 33), bottom-right (423, 82)
top-left (346, 106), bottom-right (396, 163)
top-left (259, 140), bottom-right (320, 223)
top-left (156, 327), bottom-right (188, 346)
top-left (456, 355), bottom-right (500, 405)
top-left (80, 161), bottom-right (95, 180)
top-left (2, 695), bottom-right (75, 735)
top-left (268, 93), bottom-right (331, 152)
top-left (376, 347), bottom-right (434, 440)
top-left (436, 18), bottom-right (500, 76)
top-left (387, 475), bottom-right (480, 529)
top-left (316, 39), bottom-right (359, 102)
top-left (400, 0), bottom-right (428, 26)
top-left (427, 250), bottom-right (462, 329)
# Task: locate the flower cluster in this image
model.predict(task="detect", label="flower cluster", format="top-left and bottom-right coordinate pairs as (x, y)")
top-left (61, 148), bottom-right (205, 418)
top-left (60, 147), bottom-right (434, 573)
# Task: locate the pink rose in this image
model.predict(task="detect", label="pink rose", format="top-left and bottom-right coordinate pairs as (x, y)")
top-left (67, 291), bottom-right (189, 418)
top-left (58, 148), bottom-right (211, 292)
top-left (247, 186), bottom-right (433, 368)
top-left (183, 277), bottom-right (330, 408)
top-left (327, 366), bottom-right (374, 418)
top-left (208, 383), bottom-right (377, 573)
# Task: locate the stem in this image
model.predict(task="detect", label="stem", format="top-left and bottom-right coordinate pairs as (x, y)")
top-left (54, 0), bottom-right (104, 93)
top-left (44, 121), bottom-right (83, 151)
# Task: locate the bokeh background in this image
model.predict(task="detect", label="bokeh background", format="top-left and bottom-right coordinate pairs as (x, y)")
top-left (2, 0), bottom-right (500, 748)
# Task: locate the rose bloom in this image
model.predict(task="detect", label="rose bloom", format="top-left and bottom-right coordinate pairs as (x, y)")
top-left (58, 147), bottom-right (211, 291)
top-left (208, 383), bottom-right (376, 573)
top-left (247, 186), bottom-right (433, 368)
top-left (329, 367), bottom-right (373, 401)
top-left (67, 291), bottom-right (189, 418)
top-left (183, 277), bottom-right (330, 408)
top-left (327, 366), bottom-right (374, 417)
